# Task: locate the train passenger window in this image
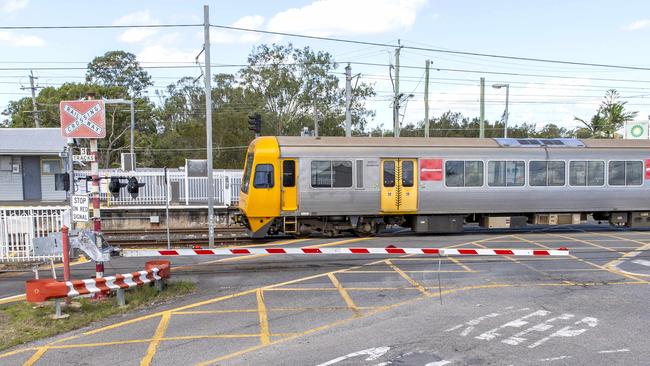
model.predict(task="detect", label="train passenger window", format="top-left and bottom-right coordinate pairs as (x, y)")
top-left (465, 161), bottom-right (484, 187)
top-left (548, 161), bottom-right (566, 186)
top-left (311, 161), bottom-right (332, 188)
top-left (241, 153), bottom-right (254, 194)
top-left (253, 164), bottom-right (274, 188)
top-left (488, 161), bottom-right (525, 186)
top-left (530, 161), bottom-right (565, 186)
top-left (383, 161), bottom-right (395, 187)
top-left (402, 161), bottom-right (414, 187)
top-left (608, 161), bottom-right (625, 186)
top-left (445, 161), bottom-right (464, 187)
top-left (626, 161), bottom-right (643, 185)
top-left (570, 161), bottom-right (604, 186)
top-left (333, 161), bottom-right (353, 187)
top-left (356, 160), bottom-right (364, 188)
top-left (282, 160), bottom-right (295, 187)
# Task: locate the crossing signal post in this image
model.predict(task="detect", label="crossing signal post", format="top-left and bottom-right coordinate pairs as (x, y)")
top-left (248, 113), bottom-right (262, 137)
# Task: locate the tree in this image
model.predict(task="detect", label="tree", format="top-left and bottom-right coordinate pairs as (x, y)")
top-left (574, 89), bottom-right (638, 138)
top-left (86, 51), bottom-right (152, 97)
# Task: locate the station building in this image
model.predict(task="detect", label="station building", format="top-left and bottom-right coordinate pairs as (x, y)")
top-left (0, 128), bottom-right (68, 204)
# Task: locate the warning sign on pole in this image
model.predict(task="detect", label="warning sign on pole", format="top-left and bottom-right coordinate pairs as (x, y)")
top-left (71, 194), bottom-right (90, 222)
top-left (60, 100), bottom-right (106, 138)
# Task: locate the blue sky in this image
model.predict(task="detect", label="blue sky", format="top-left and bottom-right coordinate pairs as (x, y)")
top-left (2, 0), bottom-right (650, 132)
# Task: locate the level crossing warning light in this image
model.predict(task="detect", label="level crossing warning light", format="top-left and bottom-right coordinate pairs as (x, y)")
top-left (108, 177), bottom-right (127, 198)
top-left (126, 177), bottom-right (145, 198)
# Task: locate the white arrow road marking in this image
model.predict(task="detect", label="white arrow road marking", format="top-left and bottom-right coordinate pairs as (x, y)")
top-left (445, 306), bottom-right (529, 337)
top-left (425, 361), bottom-right (452, 366)
top-left (528, 317), bottom-right (598, 349)
top-left (316, 347), bottom-right (390, 366)
top-left (502, 313), bottom-right (574, 346)
top-left (631, 259), bottom-right (650, 267)
top-left (476, 310), bottom-right (550, 341)
top-left (598, 349), bottom-right (630, 354)
top-left (539, 355), bottom-right (572, 362)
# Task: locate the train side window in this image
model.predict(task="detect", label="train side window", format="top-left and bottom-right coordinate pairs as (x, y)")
top-left (588, 161), bottom-right (605, 185)
top-left (356, 160), bottom-right (364, 188)
top-left (626, 161), bottom-right (643, 185)
top-left (529, 161), bottom-right (547, 186)
top-left (507, 161), bottom-right (525, 186)
top-left (488, 161), bottom-right (506, 186)
top-left (445, 161), bottom-right (464, 187)
top-left (465, 161), bottom-right (484, 187)
top-left (333, 161), bottom-right (353, 187)
top-left (253, 164), bottom-right (274, 188)
top-left (383, 161), bottom-right (395, 187)
top-left (282, 160), bottom-right (295, 187)
top-left (402, 161), bottom-right (414, 187)
top-left (311, 161), bottom-right (332, 188)
top-left (548, 161), bottom-right (565, 186)
top-left (241, 153), bottom-right (254, 194)
top-left (608, 161), bottom-right (625, 186)
top-left (570, 161), bottom-right (586, 186)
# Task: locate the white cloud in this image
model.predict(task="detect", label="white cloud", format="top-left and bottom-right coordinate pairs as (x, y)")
top-left (622, 19), bottom-right (650, 31)
top-left (211, 15), bottom-right (265, 44)
top-left (267, 0), bottom-right (427, 36)
top-left (113, 10), bottom-right (160, 43)
top-left (137, 44), bottom-right (199, 64)
top-left (0, 31), bottom-right (44, 47)
top-left (1, 0), bottom-right (28, 13)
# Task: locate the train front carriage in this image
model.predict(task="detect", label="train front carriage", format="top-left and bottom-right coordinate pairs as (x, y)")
top-left (238, 136), bottom-right (650, 238)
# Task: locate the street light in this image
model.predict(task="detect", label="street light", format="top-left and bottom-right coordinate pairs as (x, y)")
top-left (492, 83), bottom-right (510, 138)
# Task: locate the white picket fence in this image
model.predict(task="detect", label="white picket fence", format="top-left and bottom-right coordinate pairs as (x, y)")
top-left (73, 169), bottom-right (243, 207)
top-left (0, 207), bottom-right (69, 262)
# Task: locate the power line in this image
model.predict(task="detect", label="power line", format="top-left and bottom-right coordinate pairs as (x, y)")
top-left (0, 24), bottom-right (200, 30)
top-left (209, 24), bottom-right (650, 72)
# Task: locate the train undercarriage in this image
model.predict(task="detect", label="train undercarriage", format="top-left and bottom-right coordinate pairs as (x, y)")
top-left (253, 211), bottom-right (650, 238)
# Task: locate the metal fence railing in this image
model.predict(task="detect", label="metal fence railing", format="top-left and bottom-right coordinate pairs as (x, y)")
top-left (73, 169), bottom-right (243, 207)
top-left (0, 206), bottom-right (69, 262)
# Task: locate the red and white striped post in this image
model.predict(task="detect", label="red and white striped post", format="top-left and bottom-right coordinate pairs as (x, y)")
top-left (89, 138), bottom-right (104, 280)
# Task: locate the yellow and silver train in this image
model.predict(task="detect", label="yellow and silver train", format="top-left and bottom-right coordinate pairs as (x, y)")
top-left (238, 136), bottom-right (650, 237)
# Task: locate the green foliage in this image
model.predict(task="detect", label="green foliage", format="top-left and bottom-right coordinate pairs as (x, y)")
top-left (86, 50), bottom-right (153, 97)
top-left (574, 89), bottom-right (638, 138)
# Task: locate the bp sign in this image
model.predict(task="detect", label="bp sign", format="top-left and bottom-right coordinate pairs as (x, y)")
top-left (625, 121), bottom-right (649, 139)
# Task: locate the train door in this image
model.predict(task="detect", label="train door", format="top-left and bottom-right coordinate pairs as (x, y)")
top-left (380, 159), bottom-right (418, 213)
top-left (281, 159), bottom-right (298, 211)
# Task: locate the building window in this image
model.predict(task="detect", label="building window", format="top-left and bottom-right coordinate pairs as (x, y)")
top-left (445, 160), bottom-right (483, 187)
top-left (311, 160), bottom-right (353, 188)
top-left (609, 161), bottom-right (643, 186)
top-left (530, 161), bottom-right (565, 186)
top-left (488, 161), bottom-right (525, 186)
top-left (570, 161), bottom-right (604, 186)
top-left (41, 159), bottom-right (62, 175)
top-left (253, 164), bottom-right (274, 188)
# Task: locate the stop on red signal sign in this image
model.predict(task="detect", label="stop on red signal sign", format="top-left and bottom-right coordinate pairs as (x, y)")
top-left (59, 100), bottom-right (106, 138)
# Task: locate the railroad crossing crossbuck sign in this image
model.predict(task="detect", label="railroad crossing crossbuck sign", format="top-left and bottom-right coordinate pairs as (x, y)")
top-left (59, 100), bottom-right (106, 138)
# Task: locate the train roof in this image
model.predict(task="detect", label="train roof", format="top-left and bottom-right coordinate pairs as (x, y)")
top-left (275, 136), bottom-right (650, 149)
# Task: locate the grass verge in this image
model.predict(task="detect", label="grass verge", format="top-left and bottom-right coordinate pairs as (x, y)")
top-left (0, 280), bottom-right (196, 351)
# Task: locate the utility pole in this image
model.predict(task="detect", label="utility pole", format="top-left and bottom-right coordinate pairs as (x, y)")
top-left (424, 60), bottom-right (430, 138)
top-left (345, 64), bottom-right (352, 137)
top-left (21, 70), bottom-right (42, 128)
top-left (393, 40), bottom-right (402, 137)
top-left (203, 5), bottom-right (215, 248)
top-left (313, 103), bottom-right (319, 137)
top-left (478, 78), bottom-right (485, 138)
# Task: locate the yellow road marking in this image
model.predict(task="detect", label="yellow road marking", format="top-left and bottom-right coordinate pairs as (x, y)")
top-left (512, 234), bottom-right (650, 284)
top-left (256, 289), bottom-right (270, 345)
top-left (448, 257), bottom-right (474, 272)
top-left (604, 242), bottom-right (650, 269)
top-left (384, 259), bottom-right (430, 296)
top-left (22, 347), bottom-right (47, 366)
top-left (328, 273), bottom-right (360, 317)
top-left (548, 233), bottom-right (622, 254)
top-left (343, 270), bottom-right (473, 273)
top-left (140, 311), bottom-right (171, 366)
top-left (0, 294), bottom-right (25, 305)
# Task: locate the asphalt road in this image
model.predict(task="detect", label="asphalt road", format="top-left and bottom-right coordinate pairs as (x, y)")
top-left (2, 224), bottom-right (650, 365)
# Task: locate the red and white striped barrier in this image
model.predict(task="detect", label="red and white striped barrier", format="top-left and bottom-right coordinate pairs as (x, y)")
top-left (25, 260), bottom-right (171, 303)
top-left (120, 247), bottom-right (570, 257)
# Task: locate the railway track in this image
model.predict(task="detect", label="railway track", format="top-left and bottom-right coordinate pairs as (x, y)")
top-left (103, 226), bottom-right (257, 247)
